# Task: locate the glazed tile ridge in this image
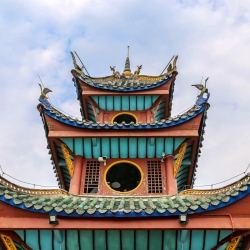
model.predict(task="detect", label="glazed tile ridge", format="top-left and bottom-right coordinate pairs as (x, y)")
top-left (0, 175), bottom-right (249, 218)
top-left (41, 104), bottom-right (205, 130)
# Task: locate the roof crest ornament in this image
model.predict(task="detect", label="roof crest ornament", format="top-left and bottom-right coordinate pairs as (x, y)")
top-left (70, 51), bottom-right (89, 78)
top-left (192, 77), bottom-right (210, 107)
top-left (38, 83), bottom-right (53, 109)
top-left (122, 42), bottom-right (133, 77)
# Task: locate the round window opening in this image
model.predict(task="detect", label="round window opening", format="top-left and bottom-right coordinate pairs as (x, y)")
top-left (106, 162), bottom-right (142, 192)
top-left (113, 113), bottom-right (137, 124)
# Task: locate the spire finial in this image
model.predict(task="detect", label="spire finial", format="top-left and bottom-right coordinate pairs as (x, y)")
top-left (127, 40), bottom-right (130, 58)
top-left (123, 42), bottom-right (132, 76)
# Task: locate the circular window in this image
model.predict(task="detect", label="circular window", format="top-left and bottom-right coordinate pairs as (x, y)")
top-left (105, 161), bottom-right (142, 193)
top-left (112, 112), bottom-right (138, 124)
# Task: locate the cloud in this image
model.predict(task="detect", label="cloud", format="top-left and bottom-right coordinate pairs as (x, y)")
top-left (0, 0), bottom-right (250, 189)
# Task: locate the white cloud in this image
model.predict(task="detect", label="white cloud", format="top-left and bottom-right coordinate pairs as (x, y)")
top-left (0, 0), bottom-right (250, 189)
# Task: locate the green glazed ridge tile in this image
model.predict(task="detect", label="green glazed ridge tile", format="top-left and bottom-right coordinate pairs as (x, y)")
top-left (76, 208), bottom-right (85, 215)
top-left (222, 196), bottom-right (230, 202)
top-left (156, 208), bottom-right (166, 214)
top-left (54, 206), bottom-right (64, 212)
top-left (43, 206), bottom-right (53, 212)
top-left (178, 206), bottom-right (188, 212)
top-left (34, 204), bottom-right (43, 210)
top-left (240, 185), bottom-right (248, 191)
top-left (64, 208), bottom-right (74, 214)
top-left (13, 198), bottom-right (22, 205)
top-left (211, 200), bottom-right (220, 206)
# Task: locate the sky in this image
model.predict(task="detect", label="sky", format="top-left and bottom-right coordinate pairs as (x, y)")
top-left (0, 0), bottom-right (250, 190)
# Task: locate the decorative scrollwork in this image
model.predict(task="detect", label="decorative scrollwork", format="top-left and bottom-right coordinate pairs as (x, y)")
top-left (226, 236), bottom-right (241, 250)
top-left (61, 143), bottom-right (74, 178)
top-left (174, 142), bottom-right (187, 178)
top-left (0, 234), bottom-right (17, 250)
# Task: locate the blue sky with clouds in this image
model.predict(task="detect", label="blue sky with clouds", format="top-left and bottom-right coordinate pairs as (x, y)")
top-left (0, 0), bottom-right (250, 189)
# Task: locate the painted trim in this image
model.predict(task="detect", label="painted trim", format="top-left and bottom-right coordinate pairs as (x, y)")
top-left (104, 160), bottom-right (144, 194)
top-left (111, 112), bottom-right (139, 124)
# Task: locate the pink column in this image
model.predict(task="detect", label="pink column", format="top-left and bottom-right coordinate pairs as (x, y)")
top-left (165, 155), bottom-right (177, 195)
top-left (69, 155), bottom-right (83, 195)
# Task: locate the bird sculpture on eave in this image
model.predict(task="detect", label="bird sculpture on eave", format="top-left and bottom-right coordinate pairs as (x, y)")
top-left (192, 77), bottom-right (209, 98)
top-left (38, 83), bottom-right (53, 109)
top-left (192, 77), bottom-right (210, 107)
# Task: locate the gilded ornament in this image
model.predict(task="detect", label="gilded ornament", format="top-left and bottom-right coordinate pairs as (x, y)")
top-left (0, 234), bottom-right (17, 250)
top-left (174, 142), bottom-right (187, 178)
top-left (226, 236), bottom-right (241, 250)
top-left (61, 143), bottom-right (74, 178)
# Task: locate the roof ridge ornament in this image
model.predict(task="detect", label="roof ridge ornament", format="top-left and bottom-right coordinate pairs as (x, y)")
top-left (122, 43), bottom-right (133, 77)
top-left (192, 77), bottom-right (210, 107)
top-left (70, 51), bottom-right (89, 78)
top-left (38, 83), bottom-right (53, 109)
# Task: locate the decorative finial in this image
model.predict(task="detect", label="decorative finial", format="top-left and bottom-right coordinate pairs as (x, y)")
top-left (38, 83), bottom-right (53, 109)
top-left (192, 77), bottom-right (210, 106)
top-left (123, 42), bottom-right (132, 76)
top-left (127, 40), bottom-right (130, 57)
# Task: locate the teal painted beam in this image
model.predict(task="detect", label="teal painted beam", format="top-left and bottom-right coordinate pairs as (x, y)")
top-left (79, 230), bottom-right (93, 250)
top-left (135, 230), bottom-right (148, 250)
top-left (122, 96), bottom-right (129, 110)
top-left (147, 139), bottom-right (155, 158)
top-left (25, 230), bottom-right (40, 250)
top-left (129, 138), bottom-right (137, 158)
top-left (138, 138), bottom-right (146, 158)
top-left (67, 230), bottom-right (80, 250)
top-left (61, 138), bottom-right (73, 152)
top-left (163, 230), bottom-right (176, 250)
top-left (129, 96), bottom-right (137, 110)
top-left (92, 138), bottom-right (101, 158)
top-left (165, 138), bottom-right (173, 154)
top-left (137, 96), bottom-right (145, 110)
top-left (74, 138), bottom-right (83, 155)
top-left (114, 96), bottom-right (121, 111)
top-left (102, 138), bottom-right (111, 158)
top-left (107, 96), bottom-right (114, 111)
top-left (94, 230), bottom-right (106, 250)
top-left (40, 230), bottom-right (54, 250)
top-left (149, 230), bottom-right (162, 250)
top-left (107, 230), bottom-right (120, 250)
top-left (83, 138), bottom-right (92, 158)
top-left (110, 138), bottom-right (119, 158)
top-left (121, 230), bottom-right (134, 250)
top-left (156, 138), bottom-right (164, 158)
top-left (99, 96), bottom-right (106, 110)
top-left (120, 138), bottom-right (128, 158)
top-left (145, 96), bottom-right (152, 109)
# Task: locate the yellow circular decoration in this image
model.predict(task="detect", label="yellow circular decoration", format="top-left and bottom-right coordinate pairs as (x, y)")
top-left (104, 160), bottom-right (144, 194)
top-left (111, 112), bottom-right (138, 124)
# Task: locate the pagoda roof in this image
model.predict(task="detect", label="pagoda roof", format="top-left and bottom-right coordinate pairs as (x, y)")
top-left (72, 71), bottom-right (175, 92)
top-left (40, 103), bottom-right (205, 130)
top-left (0, 174), bottom-right (249, 218)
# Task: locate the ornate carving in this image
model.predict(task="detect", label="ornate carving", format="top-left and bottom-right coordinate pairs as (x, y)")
top-left (180, 176), bottom-right (250, 195)
top-left (226, 236), bottom-right (241, 250)
top-left (174, 142), bottom-right (187, 178)
top-left (0, 176), bottom-right (68, 195)
top-left (61, 143), bottom-right (74, 178)
top-left (173, 55), bottom-right (178, 71)
top-left (0, 234), bottom-right (17, 250)
top-left (110, 66), bottom-right (121, 78)
top-left (134, 65), bottom-right (142, 77)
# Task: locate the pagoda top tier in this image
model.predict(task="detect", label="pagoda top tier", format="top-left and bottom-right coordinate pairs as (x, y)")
top-left (70, 50), bottom-right (178, 92)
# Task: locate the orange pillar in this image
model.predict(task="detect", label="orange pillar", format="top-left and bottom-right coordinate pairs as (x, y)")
top-left (165, 155), bottom-right (177, 195)
top-left (69, 155), bottom-right (83, 195)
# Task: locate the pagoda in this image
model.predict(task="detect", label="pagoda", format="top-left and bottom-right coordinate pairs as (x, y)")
top-left (0, 47), bottom-right (250, 250)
